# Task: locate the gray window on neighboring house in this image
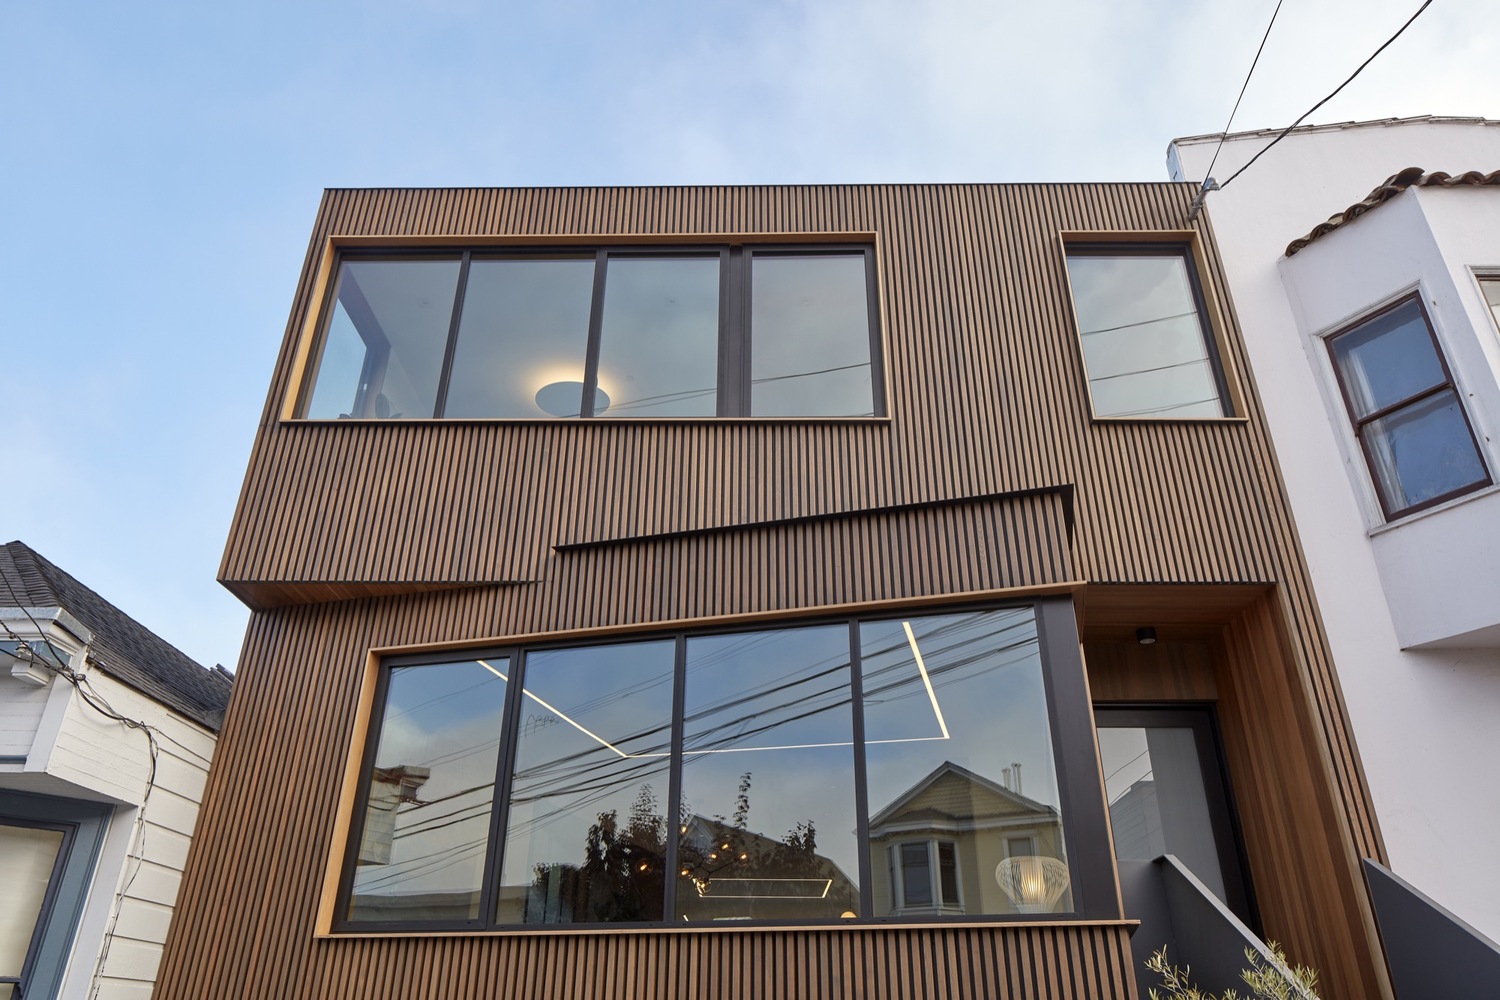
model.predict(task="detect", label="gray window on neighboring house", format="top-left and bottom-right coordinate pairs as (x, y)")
top-left (0, 793), bottom-right (110, 1000)
top-left (1326, 295), bottom-right (1491, 519)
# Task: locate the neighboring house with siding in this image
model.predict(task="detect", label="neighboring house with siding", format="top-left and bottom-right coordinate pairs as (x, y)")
top-left (0, 541), bottom-right (232, 1000)
top-left (1170, 117), bottom-right (1500, 945)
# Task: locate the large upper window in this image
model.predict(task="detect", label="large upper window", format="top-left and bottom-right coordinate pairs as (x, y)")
top-left (1064, 244), bottom-right (1233, 419)
top-left (337, 604), bottom-right (1092, 931)
top-left (1326, 296), bottom-right (1490, 520)
top-left (299, 245), bottom-right (883, 420)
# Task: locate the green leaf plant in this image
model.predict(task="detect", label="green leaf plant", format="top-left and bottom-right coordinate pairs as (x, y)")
top-left (1145, 943), bottom-right (1320, 1000)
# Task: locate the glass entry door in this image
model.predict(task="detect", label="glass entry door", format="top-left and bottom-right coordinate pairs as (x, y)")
top-left (1094, 706), bottom-right (1256, 926)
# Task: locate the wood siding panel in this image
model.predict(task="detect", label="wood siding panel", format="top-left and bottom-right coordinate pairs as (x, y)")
top-left (173, 184), bottom-right (1387, 999)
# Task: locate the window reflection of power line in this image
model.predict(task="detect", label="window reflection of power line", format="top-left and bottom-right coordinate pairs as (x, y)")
top-left (1115, 396), bottom-right (1219, 417)
top-left (556, 361), bottom-right (873, 417)
top-left (1089, 356), bottom-right (1210, 384)
top-left (1080, 311), bottom-right (1196, 337)
top-left (373, 610), bottom-right (1047, 878)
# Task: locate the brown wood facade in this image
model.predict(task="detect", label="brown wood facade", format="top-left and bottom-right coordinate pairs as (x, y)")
top-left (161, 185), bottom-right (1389, 999)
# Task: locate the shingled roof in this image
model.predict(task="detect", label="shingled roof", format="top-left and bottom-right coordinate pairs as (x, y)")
top-left (0, 541), bottom-right (233, 731)
top-left (1285, 167), bottom-right (1500, 257)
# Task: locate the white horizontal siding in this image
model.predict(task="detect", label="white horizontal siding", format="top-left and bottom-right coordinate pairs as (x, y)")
top-left (49, 670), bottom-right (218, 1000)
top-left (0, 672), bottom-right (53, 757)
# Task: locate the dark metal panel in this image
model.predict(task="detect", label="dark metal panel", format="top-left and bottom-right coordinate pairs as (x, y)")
top-left (1364, 860), bottom-right (1500, 1000)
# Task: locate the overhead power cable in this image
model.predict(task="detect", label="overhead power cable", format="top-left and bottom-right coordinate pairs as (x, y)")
top-left (1217, 0), bottom-right (1434, 193)
top-left (1203, 0), bottom-right (1287, 185)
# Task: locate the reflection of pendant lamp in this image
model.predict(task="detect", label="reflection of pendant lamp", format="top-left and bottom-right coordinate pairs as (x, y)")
top-left (994, 856), bottom-right (1071, 913)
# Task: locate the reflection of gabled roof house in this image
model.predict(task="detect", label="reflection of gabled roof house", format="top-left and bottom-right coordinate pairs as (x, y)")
top-left (868, 761), bottom-right (1064, 917)
top-left (1, 541), bottom-right (232, 1000)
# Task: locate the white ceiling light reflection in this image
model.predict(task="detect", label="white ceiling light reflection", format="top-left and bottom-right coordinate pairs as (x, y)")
top-left (534, 380), bottom-right (610, 417)
top-left (481, 619), bottom-right (951, 760)
top-left (477, 659), bottom-right (667, 759)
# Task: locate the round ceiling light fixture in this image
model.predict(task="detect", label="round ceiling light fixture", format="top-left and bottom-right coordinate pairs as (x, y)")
top-left (535, 380), bottom-right (610, 418)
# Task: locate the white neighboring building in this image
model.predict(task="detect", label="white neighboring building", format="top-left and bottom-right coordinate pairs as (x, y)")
top-left (1169, 117), bottom-right (1500, 941)
top-left (0, 541), bottom-right (233, 1000)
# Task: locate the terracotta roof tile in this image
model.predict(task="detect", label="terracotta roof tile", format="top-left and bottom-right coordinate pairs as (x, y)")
top-left (1285, 167), bottom-right (1500, 257)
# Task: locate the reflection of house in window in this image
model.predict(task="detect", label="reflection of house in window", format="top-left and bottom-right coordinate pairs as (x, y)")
top-left (1106, 779), bottom-right (1164, 861)
top-left (868, 761), bottom-right (1065, 916)
top-left (357, 765), bottom-right (431, 866)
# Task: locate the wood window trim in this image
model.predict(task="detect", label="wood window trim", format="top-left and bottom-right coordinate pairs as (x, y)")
top-left (1324, 293), bottom-right (1493, 521)
top-left (1057, 230), bottom-right (1247, 423)
top-left (280, 234), bottom-right (892, 424)
top-left (315, 592), bottom-right (1117, 937)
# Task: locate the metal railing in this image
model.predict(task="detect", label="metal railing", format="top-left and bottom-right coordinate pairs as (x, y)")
top-left (1363, 859), bottom-right (1500, 1000)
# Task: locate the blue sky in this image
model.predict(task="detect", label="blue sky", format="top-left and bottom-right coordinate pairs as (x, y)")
top-left (2, 0), bottom-right (1494, 671)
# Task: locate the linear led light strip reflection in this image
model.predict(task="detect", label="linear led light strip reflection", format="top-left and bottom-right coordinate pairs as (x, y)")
top-left (474, 622), bottom-right (949, 759)
top-left (693, 877), bottom-right (834, 899)
top-left (477, 660), bottom-right (669, 760)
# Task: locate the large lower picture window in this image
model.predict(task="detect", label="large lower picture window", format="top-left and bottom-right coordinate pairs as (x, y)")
top-left (1326, 295), bottom-right (1490, 519)
top-left (299, 245), bottom-right (882, 421)
top-left (1064, 244), bottom-right (1232, 419)
top-left (337, 603), bottom-right (1099, 931)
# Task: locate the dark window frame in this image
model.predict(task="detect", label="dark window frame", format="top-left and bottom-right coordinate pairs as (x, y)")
top-left (1063, 242), bottom-right (1236, 420)
top-left (0, 791), bottom-right (110, 1000)
top-left (890, 838), bottom-right (963, 913)
top-left (333, 597), bottom-right (1116, 934)
top-left (0, 815), bottom-right (76, 999)
top-left (297, 243), bottom-right (886, 422)
top-left (1325, 294), bottom-right (1491, 520)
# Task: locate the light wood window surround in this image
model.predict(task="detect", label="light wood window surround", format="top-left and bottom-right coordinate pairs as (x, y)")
top-left (280, 233), bottom-right (891, 424)
top-left (316, 593), bottom-right (1117, 937)
top-left (1058, 230), bottom-right (1246, 422)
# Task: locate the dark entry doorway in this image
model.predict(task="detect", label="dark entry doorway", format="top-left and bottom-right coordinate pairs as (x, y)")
top-left (1094, 705), bottom-right (1256, 928)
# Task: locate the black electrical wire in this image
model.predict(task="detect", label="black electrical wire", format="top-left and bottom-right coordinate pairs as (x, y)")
top-left (1218, 0), bottom-right (1435, 192)
top-left (1204, 0), bottom-right (1287, 184)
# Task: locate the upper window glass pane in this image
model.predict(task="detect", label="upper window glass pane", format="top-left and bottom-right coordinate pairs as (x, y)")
top-left (1482, 277), bottom-right (1500, 331)
top-left (1065, 250), bottom-right (1226, 419)
top-left (306, 259), bottom-right (461, 419)
top-left (0, 822), bottom-right (65, 981)
top-left (751, 253), bottom-right (875, 417)
top-left (1329, 298), bottom-right (1447, 418)
top-left (861, 609), bottom-right (1071, 916)
top-left (346, 656), bottom-right (508, 925)
top-left (1328, 297), bottom-right (1490, 518)
top-left (596, 257), bottom-right (721, 417)
top-left (678, 625), bottom-right (860, 922)
top-left (301, 246), bottom-right (883, 421)
top-left (496, 640), bottom-right (675, 925)
top-left (444, 257), bottom-right (596, 419)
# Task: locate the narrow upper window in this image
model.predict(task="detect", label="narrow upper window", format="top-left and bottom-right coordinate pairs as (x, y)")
top-left (1326, 296), bottom-right (1490, 519)
top-left (1064, 245), bottom-right (1232, 419)
top-left (298, 245), bottom-right (882, 421)
top-left (1482, 276), bottom-right (1500, 334)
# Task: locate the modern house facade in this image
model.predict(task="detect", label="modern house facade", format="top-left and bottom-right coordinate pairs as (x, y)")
top-left (1170, 117), bottom-right (1500, 945)
top-left (0, 541), bottom-right (233, 1000)
top-left (160, 184), bottom-right (1396, 998)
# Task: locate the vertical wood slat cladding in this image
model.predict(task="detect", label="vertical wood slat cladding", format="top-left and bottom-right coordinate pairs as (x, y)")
top-left (172, 184), bottom-right (1389, 999)
top-left (223, 184), bottom-right (1284, 594)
